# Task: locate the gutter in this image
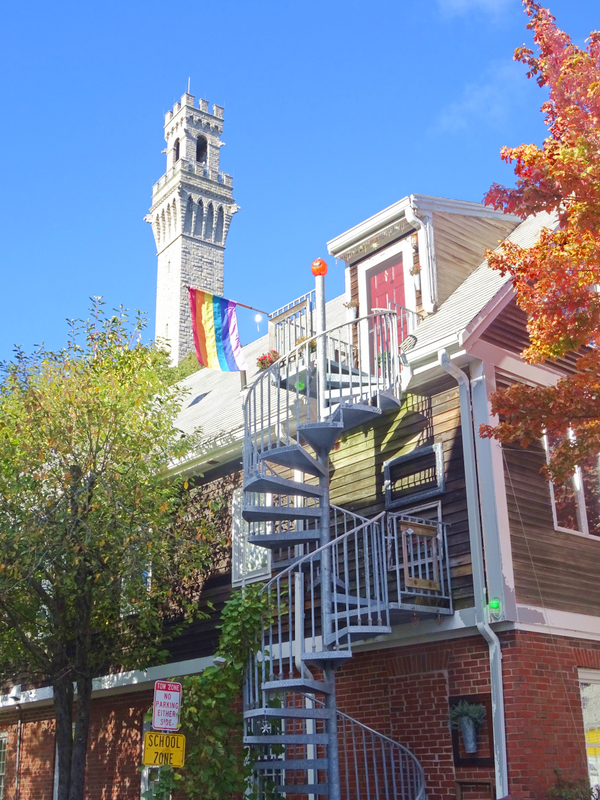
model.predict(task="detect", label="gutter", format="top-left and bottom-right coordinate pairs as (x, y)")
top-left (439, 350), bottom-right (509, 799)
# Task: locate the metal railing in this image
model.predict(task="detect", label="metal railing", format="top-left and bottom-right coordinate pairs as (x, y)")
top-left (244, 311), bottom-right (400, 487)
top-left (337, 705), bottom-right (426, 800)
top-left (246, 697), bottom-right (426, 800)
top-left (387, 513), bottom-right (453, 615)
top-left (243, 508), bottom-right (388, 710)
top-left (269, 290), bottom-right (316, 356)
top-left (385, 302), bottom-right (423, 341)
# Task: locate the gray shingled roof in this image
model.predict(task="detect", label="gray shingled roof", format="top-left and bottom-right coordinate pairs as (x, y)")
top-left (405, 210), bottom-right (557, 361)
top-left (174, 294), bottom-right (346, 455)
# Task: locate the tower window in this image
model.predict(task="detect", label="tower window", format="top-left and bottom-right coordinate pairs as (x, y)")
top-left (174, 139), bottom-right (180, 163)
top-left (196, 135), bottom-right (207, 164)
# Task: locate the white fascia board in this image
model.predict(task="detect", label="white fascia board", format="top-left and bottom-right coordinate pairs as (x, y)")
top-left (166, 429), bottom-right (244, 478)
top-left (0, 656), bottom-right (214, 712)
top-left (327, 196), bottom-right (412, 257)
top-left (352, 607), bottom-right (477, 652)
top-left (514, 604), bottom-right (600, 642)
top-left (405, 336), bottom-right (463, 372)
top-left (327, 194), bottom-right (521, 260)
top-left (458, 282), bottom-right (514, 349)
top-left (412, 194), bottom-right (521, 222)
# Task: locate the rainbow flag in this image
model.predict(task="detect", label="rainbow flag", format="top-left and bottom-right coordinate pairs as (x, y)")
top-left (188, 288), bottom-right (247, 371)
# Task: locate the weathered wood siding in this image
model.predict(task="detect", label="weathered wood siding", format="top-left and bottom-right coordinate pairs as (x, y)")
top-left (164, 461), bottom-right (242, 663)
top-left (329, 378), bottom-right (474, 608)
top-left (481, 298), bottom-right (583, 374)
top-left (432, 211), bottom-right (518, 306)
top-left (497, 371), bottom-right (600, 615)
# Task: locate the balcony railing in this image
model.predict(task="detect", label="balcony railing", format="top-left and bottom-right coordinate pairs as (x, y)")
top-left (268, 290), bottom-right (316, 356)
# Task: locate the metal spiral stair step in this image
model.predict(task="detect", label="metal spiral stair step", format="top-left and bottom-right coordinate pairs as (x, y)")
top-left (259, 444), bottom-right (326, 477)
top-left (253, 758), bottom-right (329, 772)
top-left (242, 505), bottom-right (322, 523)
top-left (324, 625), bottom-right (392, 645)
top-left (247, 530), bottom-right (321, 548)
top-left (301, 651), bottom-right (353, 668)
top-left (244, 473), bottom-right (324, 498)
top-left (244, 733), bottom-right (329, 746)
top-left (297, 420), bottom-right (344, 452)
top-left (330, 402), bottom-right (383, 431)
top-left (377, 389), bottom-right (403, 410)
top-left (332, 592), bottom-right (371, 607)
top-left (244, 707), bottom-right (332, 720)
top-left (276, 784), bottom-right (330, 796)
top-left (330, 604), bottom-right (389, 621)
top-left (261, 677), bottom-right (332, 694)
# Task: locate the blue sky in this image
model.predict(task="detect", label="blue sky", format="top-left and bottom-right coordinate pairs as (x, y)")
top-left (0, 0), bottom-right (598, 359)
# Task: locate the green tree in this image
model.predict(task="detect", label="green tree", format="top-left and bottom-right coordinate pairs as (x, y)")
top-left (0, 301), bottom-right (226, 800)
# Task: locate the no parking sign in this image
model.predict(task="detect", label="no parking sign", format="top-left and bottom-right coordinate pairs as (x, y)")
top-left (152, 680), bottom-right (182, 731)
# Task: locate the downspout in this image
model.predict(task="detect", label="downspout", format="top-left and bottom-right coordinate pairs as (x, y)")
top-left (439, 350), bottom-right (509, 799)
top-left (13, 704), bottom-right (22, 800)
top-left (405, 201), bottom-right (437, 313)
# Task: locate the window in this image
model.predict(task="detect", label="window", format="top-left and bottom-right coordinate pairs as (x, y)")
top-left (545, 432), bottom-right (600, 536)
top-left (196, 135), bottom-right (207, 164)
top-left (173, 139), bottom-right (180, 162)
top-left (231, 488), bottom-right (270, 586)
top-left (0, 733), bottom-right (6, 800)
top-left (384, 444), bottom-right (444, 510)
top-left (579, 671), bottom-right (600, 786)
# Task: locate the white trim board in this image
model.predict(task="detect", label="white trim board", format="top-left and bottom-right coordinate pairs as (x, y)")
top-left (511, 605), bottom-right (600, 643)
top-left (0, 655), bottom-right (213, 712)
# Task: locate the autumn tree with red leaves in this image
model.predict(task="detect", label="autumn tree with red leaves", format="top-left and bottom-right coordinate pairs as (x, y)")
top-left (480, 0), bottom-right (600, 483)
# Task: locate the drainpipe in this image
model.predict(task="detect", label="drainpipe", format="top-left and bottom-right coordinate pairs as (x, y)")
top-left (439, 350), bottom-right (509, 799)
top-left (405, 201), bottom-right (437, 313)
top-left (13, 704), bottom-right (22, 800)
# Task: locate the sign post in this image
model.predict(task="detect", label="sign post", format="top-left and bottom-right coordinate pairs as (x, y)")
top-left (152, 680), bottom-right (182, 732)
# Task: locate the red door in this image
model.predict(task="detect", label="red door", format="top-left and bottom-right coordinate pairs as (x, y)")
top-left (368, 255), bottom-right (405, 313)
top-left (368, 254), bottom-right (407, 348)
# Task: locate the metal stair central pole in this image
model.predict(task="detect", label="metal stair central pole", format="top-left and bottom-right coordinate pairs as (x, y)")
top-left (315, 272), bottom-right (327, 420)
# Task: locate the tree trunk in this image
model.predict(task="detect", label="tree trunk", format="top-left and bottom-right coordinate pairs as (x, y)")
top-left (53, 673), bottom-right (74, 800)
top-left (69, 673), bottom-right (93, 800)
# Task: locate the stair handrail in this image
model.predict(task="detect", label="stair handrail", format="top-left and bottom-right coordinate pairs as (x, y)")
top-left (300, 694), bottom-right (427, 800)
top-left (243, 309), bottom-right (400, 477)
top-left (258, 509), bottom-right (386, 598)
top-left (247, 309), bottom-right (400, 394)
top-left (243, 510), bottom-right (389, 716)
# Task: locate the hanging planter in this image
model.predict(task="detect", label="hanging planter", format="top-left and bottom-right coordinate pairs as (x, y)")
top-left (343, 300), bottom-right (359, 320)
top-left (409, 263), bottom-right (422, 292)
top-left (449, 700), bottom-right (486, 754)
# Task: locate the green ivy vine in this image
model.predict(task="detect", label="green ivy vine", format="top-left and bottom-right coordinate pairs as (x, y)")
top-left (143, 583), bottom-right (275, 800)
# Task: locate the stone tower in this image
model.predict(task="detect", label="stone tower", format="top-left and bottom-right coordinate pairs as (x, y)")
top-left (147, 92), bottom-right (238, 364)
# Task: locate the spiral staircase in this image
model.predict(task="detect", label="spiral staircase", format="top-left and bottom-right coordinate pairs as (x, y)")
top-left (241, 311), bottom-right (441, 800)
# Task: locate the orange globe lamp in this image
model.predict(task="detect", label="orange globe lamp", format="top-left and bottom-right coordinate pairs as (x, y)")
top-left (311, 258), bottom-right (328, 277)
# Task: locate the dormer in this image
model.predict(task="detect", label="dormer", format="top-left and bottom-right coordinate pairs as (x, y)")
top-left (327, 194), bottom-right (521, 323)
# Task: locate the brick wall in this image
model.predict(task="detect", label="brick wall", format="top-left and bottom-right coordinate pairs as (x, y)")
top-left (1, 628), bottom-right (599, 799)
top-left (336, 629), bottom-right (595, 800)
top-left (0, 690), bottom-right (151, 800)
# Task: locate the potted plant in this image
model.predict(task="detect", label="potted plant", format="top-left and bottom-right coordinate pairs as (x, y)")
top-left (409, 263), bottom-right (422, 292)
top-left (343, 299), bottom-right (359, 319)
top-left (449, 700), bottom-right (486, 754)
top-left (294, 336), bottom-right (317, 353)
top-left (256, 350), bottom-right (280, 371)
